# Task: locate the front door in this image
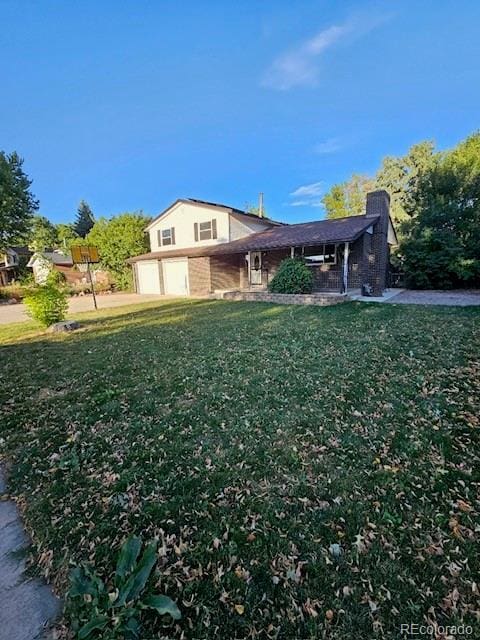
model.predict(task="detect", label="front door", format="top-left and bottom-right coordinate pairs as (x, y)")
top-left (250, 251), bottom-right (262, 285)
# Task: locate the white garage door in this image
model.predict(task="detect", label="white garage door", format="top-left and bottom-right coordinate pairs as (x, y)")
top-left (136, 261), bottom-right (161, 294)
top-left (163, 259), bottom-right (189, 296)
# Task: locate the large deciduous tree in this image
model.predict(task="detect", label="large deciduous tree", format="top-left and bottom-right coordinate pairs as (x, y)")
top-left (322, 175), bottom-right (374, 219)
top-left (28, 215), bottom-right (59, 252)
top-left (375, 141), bottom-right (435, 226)
top-left (74, 200), bottom-right (95, 237)
top-left (0, 151), bottom-right (39, 250)
top-left (400, 133), bottom-right (480, 289)
top-left (86, 212), bottom-right (150, 289)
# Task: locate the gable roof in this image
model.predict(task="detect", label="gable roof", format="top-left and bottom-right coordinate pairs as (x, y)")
top-left (145, 198), bottom-right (284, 231)
top-left (28, 251), bottom-right (73, 267)
top-left (129, 214), bottom-right (378, 263)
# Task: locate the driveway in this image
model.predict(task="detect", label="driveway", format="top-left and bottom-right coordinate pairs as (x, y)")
top-left (0, 293), bottom-right (164, 325)
top-left (386, 289), bottom-right (480, 306)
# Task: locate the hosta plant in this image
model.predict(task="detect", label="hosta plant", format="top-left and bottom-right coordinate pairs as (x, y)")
top-left (67, 537), bottom-right (181, 639)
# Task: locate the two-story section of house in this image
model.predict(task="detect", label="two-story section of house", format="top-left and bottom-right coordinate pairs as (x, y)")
top-left (130, 199), bottom-right (283, 296)
top-left (129, 191), bottom-right (397, 297)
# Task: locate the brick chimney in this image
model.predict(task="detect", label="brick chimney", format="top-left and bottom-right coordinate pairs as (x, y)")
top-left (363, 190), bottom-right (391, 296)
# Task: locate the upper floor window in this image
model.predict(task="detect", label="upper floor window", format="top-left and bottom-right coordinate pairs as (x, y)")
top-left (158, 227), bottom-right (175, 247)
top-left (194, 219), bottom-right (217, 242)
top-left (303, 244), bottom-right (337, 265)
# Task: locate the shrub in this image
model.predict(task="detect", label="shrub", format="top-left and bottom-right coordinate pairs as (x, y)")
top-left (0, 284), bottom-right (26, 300)
top-left (23, 283), bottom-right (68, 326)
top-left (268, 258), bottom-right (314, 294)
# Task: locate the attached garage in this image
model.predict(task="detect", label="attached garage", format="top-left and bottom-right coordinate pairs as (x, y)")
top-left (136, 260), bottom-right (161, 294)
top-left (162, 258), bottom-right (189, 296)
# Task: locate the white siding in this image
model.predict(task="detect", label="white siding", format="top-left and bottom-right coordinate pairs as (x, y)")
top-left (148, 202), bottom-right (230, 252)
top-left (147, 202), bottom-right (276, 252)
top-left (229, 212), bottom-right (273, 241)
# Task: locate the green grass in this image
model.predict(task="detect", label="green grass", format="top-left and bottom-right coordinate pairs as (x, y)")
top-left (1, 299), bottom-right (479, 639)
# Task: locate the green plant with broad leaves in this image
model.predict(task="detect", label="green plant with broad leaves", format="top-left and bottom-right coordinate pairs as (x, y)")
top-left (67, 537), bottom-right (181, 639)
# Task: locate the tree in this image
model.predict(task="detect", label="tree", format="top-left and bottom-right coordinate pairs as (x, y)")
top-left (375, 141), bottom-right (435, 226)
top-left (400, 133), bottom-right (480, 288)
top-left (28, 215), bottom-right (58, 252)
top-left (323, 175), bottom-right (374, 219)
top-left (74, 200), bottom-right (95, 237)
top-left (0, 151), bottom-right (39, 250)
top-left (86, 212), bottom-right (150, 289)
top-left (56, 223), bottom-right (79, 250)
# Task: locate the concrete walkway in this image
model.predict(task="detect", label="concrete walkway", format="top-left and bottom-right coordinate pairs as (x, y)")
top-left (384, 289), bottom-right (480, 306)
top-left (0, 293), bottom-right (164, 325)
top-left (0, 468), bottom-right (60, 640)
top-left (350, 289), bottom-right (480, 306)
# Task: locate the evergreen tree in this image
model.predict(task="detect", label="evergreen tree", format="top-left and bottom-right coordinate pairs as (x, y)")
top-left (0, 151), bottom-right (39, 250)
top-left (74, 200), bottom-right (95, 237)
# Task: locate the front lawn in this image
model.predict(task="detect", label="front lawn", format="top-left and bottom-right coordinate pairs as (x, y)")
top-left (1, 300), bottom-right (479, 639)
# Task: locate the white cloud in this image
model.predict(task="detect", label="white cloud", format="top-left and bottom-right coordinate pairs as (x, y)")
top-left (262, 13), bottom-right (391, 91)
top-left (290, 181), bottom-right (324, 197)
top-left (313, 137), bottom-right (343, 154)
top-left (288, 181), bottom-right (325, 208)
top-left (290, 200), bottom-right (324, 208)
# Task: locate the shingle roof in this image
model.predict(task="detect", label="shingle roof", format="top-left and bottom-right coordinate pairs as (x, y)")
top-left (145, 198), bottom-right (284, 231)
top-left (128, 214), bottom-right (378, 263)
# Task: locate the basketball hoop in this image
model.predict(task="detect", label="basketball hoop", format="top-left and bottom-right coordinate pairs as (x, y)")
top-left (71, 245), bottom-right (100, 310)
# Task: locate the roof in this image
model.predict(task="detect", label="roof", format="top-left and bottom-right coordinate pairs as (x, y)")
top-left (145, 198), bottom-right (284, 231)
top-left (10, 246), bottom-right (32, 256)
top-left (128, 214), bottom-right (378, 263)
top-left (28, 251), bottom-right (73, 267)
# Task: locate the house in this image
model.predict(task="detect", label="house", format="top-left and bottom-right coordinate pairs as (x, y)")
top-left (128, 190), bottom-right (397, 297)
top-left (0, 246), bottom-right (32, 285)
top-left (27, 251), bottom-right (109, 288)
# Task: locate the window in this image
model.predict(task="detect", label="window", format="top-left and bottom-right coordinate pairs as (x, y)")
top-left (158, 227), bottom-right (175, 247)
top-left (303, 244), bottom-right (337, 265)
top-left (194, 219), bottom-right (217, 242)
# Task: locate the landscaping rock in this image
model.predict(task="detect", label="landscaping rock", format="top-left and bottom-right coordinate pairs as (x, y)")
top-left (48, 320), bottom-right (80, 333)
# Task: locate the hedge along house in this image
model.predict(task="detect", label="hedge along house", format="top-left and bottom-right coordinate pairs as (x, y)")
top-left (128, 190), bottom-right (397, 297)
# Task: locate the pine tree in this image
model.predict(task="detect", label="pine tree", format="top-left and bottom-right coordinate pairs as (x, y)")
top-left (0, 151), bottom-right (39, 250)
top-left (74, 200), bottom-right (95, 238)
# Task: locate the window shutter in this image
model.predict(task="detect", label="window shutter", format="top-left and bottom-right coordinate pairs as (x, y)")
top-left (158, 230), bottom-right (162, 247)
top-left (212, 218), bottom-right (217, 239)
top-left (171, 227), bottom-right (175, 245)
top-left (194, 223), bottom-right (199, 241)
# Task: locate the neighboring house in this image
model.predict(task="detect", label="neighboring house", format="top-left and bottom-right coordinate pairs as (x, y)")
top-left (128, 191), bottom-right (397, 297)
top-left (0, 246), bottom-right (32, 285)
top-left (27, 251), bottom-right (109, 287)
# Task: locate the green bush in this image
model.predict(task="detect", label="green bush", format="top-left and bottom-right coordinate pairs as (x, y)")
top-left (268, 258), bottom-right (314, 294)
top-left (401, 229), bottom-right (480, 289)
top-left (23, 283), bottom-right (68, 326)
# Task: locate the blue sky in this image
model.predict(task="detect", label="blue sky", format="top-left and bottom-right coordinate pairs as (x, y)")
top-left (1, 1), bottom-right (479, 224)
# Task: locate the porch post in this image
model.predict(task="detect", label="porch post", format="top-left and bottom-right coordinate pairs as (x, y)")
top-left (290, 247), bottom-right (295, 258)
top-left (342, 241), bottom-right (350, 294)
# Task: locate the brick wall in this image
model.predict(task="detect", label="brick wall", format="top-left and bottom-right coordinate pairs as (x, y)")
top-left (221, 291), bottom-right (347, 306)
top-left (309, 238), bottom-right (364, 292)
top-left (188, 257), bottom-right (211, 295)
top-left (364, 190), bottom-right (390, 295)
top-left (210, 254), bottom-right (242, 290)
top-left (261, 249), bottom-right (290, 286)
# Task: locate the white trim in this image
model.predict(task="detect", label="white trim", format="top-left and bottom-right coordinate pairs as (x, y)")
top-left (342, 242), bottom-right (350, 294)
top-left (162, 257), bottom-right (190, 296)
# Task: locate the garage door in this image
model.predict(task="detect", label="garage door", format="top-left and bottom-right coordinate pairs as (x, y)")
top-left (136, 261), bottom-right (161, 294)
top-left (163, 259), bottom-right (189, 296)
